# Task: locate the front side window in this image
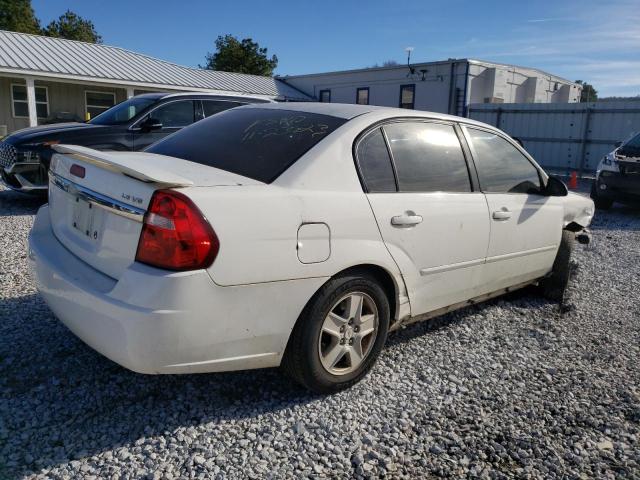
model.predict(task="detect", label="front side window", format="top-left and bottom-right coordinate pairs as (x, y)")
top-left (319, 89), bottom-right (331, 103)
top-left (383, 122), bottom-right (471, 192)
top-left (356, 128), bottom-right (396, 192)
top-left (12, 84), bottom-right (49, 118)
top-left (147, 108), bottom-right (347, 183)
top-left (399, 84), bottom-right (415, 109)
top-left (356, 87), bottom-right (369, 105)
top-left (202, 100), bottom-right (242, 118)
top-left (85, 91), bottom-right (116, 119)
top-left (148, 100), bottom-right (196, 128)
top-left (89, 96), bottom-right (158, 125)
top-left (466, 128), bottom-right (542, 194)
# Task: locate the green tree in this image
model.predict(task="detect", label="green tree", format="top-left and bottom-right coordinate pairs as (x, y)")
top-left (575, 80), bottom-right (598, 102)
top-left (43, 10), bottom-right (102, 43)
top-left (0, 0), bottom-right (41, 34)
top-left (203, 35), bottom-right (278, 76)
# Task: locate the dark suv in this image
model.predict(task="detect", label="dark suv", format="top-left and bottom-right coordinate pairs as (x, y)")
top-left (0, 92), bottom-right (271, 192)
top-left (590, 132), bottom-right (640, 209)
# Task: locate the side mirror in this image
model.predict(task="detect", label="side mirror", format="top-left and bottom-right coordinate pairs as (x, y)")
top-left (544, 175), bottom-right (568, 197)
top-left (140, 117), bottom-right (163, 132)
top-left (614, 141), bottom-right (623, 148)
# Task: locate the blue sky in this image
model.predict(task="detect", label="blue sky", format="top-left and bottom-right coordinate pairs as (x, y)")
top-left (32, 0), bottom-right (639, 97)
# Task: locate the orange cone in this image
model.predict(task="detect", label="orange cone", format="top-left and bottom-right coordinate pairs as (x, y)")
top-left (568, 171), bottom-right (578, 189)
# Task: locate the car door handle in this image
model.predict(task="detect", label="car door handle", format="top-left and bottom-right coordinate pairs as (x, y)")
top-left (391, 212), bottom-right (423, 227)
top-left (492, 209), bottom-right (512, 221)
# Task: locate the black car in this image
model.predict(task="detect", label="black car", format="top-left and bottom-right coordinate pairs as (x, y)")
top-left (590, 131), bottom-right (640, 209)
top-left (0, 92), bottom-right (271, 192)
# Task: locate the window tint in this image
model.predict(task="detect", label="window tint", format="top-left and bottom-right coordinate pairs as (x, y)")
top-left (150, 101), bottom-right (195, 128)
top-left (147, 108), bottom-right (347, 183)
top-left (203, 100), bottom-right (241, 117)
top-left (466, 128), bottom-right (541, 194)
top-left (356, 128), bottom-right (396, 192)
top-left (383, 122), bottom-right (470, 192)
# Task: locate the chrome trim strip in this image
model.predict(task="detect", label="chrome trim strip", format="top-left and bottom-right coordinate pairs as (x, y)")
top-left (485, 245), bottom-right (557, 264)
top-left (49, 171), bottom-right (145, 222)
top-left (420, 257), bottom-right (485, 276)
top-left (420, 245), bottom-right (557, 276)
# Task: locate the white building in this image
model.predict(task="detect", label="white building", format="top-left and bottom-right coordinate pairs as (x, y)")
top-left (280, 59), bottom-right (582, 116)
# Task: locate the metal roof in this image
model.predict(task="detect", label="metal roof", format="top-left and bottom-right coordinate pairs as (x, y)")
top-left (0, 30), bottom-right (310, 101)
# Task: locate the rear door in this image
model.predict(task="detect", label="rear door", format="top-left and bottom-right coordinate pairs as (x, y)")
top-left (132, 100), bottom-right (197, 150)
top-left (462, 126), bottom-right (563, 293)
top-left (358, 120), bottom-right (491, 316)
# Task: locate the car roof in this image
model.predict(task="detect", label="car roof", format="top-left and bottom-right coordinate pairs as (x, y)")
top-left (237, 102), bottom-right (494, 127)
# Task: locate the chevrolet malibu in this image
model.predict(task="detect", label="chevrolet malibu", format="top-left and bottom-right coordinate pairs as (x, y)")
top-left (28, 103), bottom-right (595, 393)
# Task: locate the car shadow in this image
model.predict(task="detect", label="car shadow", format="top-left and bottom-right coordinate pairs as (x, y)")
top-left (0, 293), bottom-right (318, 478)
top-left (0, 188), bottom-right (46, 216)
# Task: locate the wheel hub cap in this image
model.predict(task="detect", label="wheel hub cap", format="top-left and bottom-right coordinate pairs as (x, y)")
top-left (318, 292), bottom-right (379, 376)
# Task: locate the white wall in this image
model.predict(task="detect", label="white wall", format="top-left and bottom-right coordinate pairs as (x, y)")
top-left (283, 61), bottom-right (470, 115)
top-left (283, 60), bottom-right (580, 116)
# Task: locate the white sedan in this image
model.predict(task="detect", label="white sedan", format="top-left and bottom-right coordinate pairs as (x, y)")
top-left (28, 103), bottom-right (594, 393)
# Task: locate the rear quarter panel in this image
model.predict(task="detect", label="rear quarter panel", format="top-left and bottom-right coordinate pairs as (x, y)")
top-left (188, 118), bottom-right (402, 287)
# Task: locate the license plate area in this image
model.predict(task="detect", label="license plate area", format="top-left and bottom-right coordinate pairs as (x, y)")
top-left (72, 196), bottom-right (99, 241)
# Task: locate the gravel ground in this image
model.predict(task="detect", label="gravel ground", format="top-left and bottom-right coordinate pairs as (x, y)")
top-left (0, 184), bottom-right (639, 479)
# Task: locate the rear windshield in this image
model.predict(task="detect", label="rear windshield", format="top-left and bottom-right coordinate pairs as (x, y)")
top-left (146, 108), bottom-right (348, 183)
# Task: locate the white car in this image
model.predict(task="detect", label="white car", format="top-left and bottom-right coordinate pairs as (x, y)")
top-left (28, 103), bottom-right (594, 393)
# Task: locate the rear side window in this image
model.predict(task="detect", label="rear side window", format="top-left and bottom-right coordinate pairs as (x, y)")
top-left (147, 108), bottom-right (347, 183)
top-left (202, 100), bottom-right (242, 117)
top-left (356, 128), bottom-right (396, 192)
top-left (383, 122), bottom-right (471, 192)
top-left (466, 128), bottom-right (541, 194)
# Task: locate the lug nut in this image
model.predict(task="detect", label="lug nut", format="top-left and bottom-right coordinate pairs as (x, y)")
top-left (354, 326), bottom-right (360, 332)
top-left (349, 339), bottom-right (354, 345)
top-left (340, 325), bottom-right (345, 332)
top-left (348, 319), bottom-right (354, 325)
top-left (340, 339), bottom-right (345, 345)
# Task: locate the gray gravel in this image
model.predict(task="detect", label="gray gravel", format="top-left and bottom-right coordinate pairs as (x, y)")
top-left (1, 184), bottom-right (639, 479)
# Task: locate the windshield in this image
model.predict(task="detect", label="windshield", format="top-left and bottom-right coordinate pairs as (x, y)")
top-left (146, 108), bottom-right (347, 183)
top-left (89, 96), bottom-right (158, 125)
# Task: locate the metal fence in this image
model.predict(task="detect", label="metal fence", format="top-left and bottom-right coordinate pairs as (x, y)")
top-left (468, 101), bottom-right (640, 174)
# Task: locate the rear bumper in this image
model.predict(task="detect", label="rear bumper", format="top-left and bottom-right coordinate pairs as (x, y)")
top-left (29, 205), bottom-right (326, 374)
top-left (595, 172), bottom-right (640, 203)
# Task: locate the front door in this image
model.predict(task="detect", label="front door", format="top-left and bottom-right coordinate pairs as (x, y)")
top-left (462, 126), bottom-right (563, 294)
top-left (356, 121), bottom-right (491, 316)
top-left (133, 100), bottom-right (197, 150)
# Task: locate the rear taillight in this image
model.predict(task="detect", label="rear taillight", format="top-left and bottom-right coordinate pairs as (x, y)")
top-left (135, 190), bottom-right (219, 271)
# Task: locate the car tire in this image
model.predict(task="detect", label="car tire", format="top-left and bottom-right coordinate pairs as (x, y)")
top-left (282, 272), bottom-right (390, 394)
top-left (590, 181), bottom-right (613, 210)
top-left (541, 230), bottom-right (574, 302)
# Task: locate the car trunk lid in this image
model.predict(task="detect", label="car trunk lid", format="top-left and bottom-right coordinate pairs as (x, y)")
top-left (48, 145), bottom-right (260, 279)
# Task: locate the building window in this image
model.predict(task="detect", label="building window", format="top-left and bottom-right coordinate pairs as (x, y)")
top-left (11, 84), bottom-right (49, 119)
top-left (85, 91), bottom-right (116, 119)
top-left (319, 89), bottom-right (331, 103)
top-left (399, 84), bottom-right (415, 109)
top-left (356, 87), bottom-right (369, 105)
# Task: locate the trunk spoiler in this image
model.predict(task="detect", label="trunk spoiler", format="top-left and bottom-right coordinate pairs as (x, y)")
top-left (52, 144), bottom-right (194, 187)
